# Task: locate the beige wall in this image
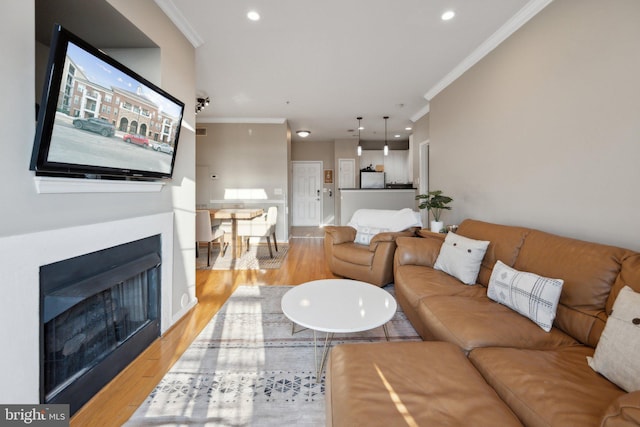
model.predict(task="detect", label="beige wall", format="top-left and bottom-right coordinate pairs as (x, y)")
top-left (195, 122), bottom-right (290, 240)
top-left (428, 0), bottom-right (640, 251)
top-left (291, 140), bottom-right (335, 167)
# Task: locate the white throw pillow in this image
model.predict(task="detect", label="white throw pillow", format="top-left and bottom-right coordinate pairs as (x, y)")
top-left (487, 260), bottom-right (564, 332)
top-left (587, 286), bottom-right (640, 392)
top-left (354, 226), bottom-right (389, 245)
top-left (433, 232), bottom-right (489, 285)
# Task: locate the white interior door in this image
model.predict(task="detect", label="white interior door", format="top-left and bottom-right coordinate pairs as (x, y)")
top-left (338, 158), bottom-right (355, 188)
top-left (292, 161), bottom-right (322, 226)
top-left (419, 141), bottom-right (430, 224)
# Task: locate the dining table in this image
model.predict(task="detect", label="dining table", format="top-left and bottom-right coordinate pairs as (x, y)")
top-left (209, 208), bottom-right (264, 259)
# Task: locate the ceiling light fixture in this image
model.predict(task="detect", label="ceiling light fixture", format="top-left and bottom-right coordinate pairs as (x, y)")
top-left (296, 130), bottom-right (311, 138)
top-left (441, 10), bottom-right (455, 21)
top-left (383, 116), bottom-right (389, 156)
top-left (195, 96), bottom-right (210, 114)
top-left (247, 10), bottom-right (260, 21)
top-left (357, 116), bottom-right (363, 156)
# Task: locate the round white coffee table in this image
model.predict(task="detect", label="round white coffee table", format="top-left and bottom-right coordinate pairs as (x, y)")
top-left (281, 279), bottom-right (397, 380)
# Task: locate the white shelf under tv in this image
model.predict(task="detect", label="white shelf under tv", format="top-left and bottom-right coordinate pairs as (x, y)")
top-left (34, 176), bottom-right (165, 194)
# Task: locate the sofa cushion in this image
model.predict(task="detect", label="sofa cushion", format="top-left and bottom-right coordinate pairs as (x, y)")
top-left (434, 232), bottom-right (489, 285)
top-left (513, 229), bottom-right (630, 347)
top-left (326, 341), bottom-right (523, 427)
top-left (394, 235), bottom-right (444, 269)
top-left (587, 286), bottom-right (640, 392)
top-left (470, 345), bottom-right (626, 427)
top-left (417, 295), bottom-right (577, 352)
top-left (395, 265), bottom-right (487, 306)
top-left (394, 265), bottom-right (487, 339)
top-left (457, 219), bottom-right (530, 286)
top-left (609, 253), bottom-right (640, 314)
top-left (332, 242), bottom-right (373, 266)
top-left (600, 390), bottom-right (640, 426)
top-left (488, 260), bottom-right (564, 332)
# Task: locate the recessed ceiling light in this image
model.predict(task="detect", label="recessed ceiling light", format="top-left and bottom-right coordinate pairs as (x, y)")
top-left (441, 10), bottom-right (455, 21)
top-left (394, 134), bottom-right (401, 138)
top-left (296, 130), bottom-right (311, 138)
top-left (247, 10), bottom-right (260, 21)
top-left (405, 127), bottom-right (412, 131)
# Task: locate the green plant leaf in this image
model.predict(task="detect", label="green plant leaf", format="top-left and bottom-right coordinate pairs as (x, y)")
top-left (415, 190), bottom-right (453, 222)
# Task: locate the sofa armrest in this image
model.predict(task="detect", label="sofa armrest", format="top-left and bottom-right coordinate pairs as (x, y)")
top-left (600, 391), bottom-right (640, 426)
top-left (324, 226), bottom-right (357, 245)
top-left (395, 234), bottom-right (445, 268)
top-left (368, 228), bottom-right (417, 251)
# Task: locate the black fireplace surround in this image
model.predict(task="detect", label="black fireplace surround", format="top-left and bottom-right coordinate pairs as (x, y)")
top-left (39, 235), bottom-right (161, 415)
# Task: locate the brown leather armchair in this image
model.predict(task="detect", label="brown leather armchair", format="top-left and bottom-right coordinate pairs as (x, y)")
top-left (324, 226), bottom-right (417, 286)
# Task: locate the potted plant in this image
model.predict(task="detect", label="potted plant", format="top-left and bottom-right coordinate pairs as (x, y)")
top-left (415, 190), bottom-right (453, 232)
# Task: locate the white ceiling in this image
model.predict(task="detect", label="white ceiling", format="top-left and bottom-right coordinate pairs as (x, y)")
top-left (158, 0), bottom-right (547, 142)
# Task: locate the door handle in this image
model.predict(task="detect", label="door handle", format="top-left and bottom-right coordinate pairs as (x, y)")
top-left (317, 189), bottom-right (320, 196)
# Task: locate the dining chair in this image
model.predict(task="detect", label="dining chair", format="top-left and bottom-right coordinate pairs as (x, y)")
top-left (237, 206), bottom-right (278, 258)
top-left (195, 210), bottom-right (227, 266)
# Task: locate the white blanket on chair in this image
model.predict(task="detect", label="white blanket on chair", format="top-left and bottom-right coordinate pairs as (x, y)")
top-left (347, 208), bottom-right (422, 246)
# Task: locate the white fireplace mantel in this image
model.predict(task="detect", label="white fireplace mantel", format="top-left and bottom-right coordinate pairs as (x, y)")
top-left (0, 212), bottom-right (177, 404)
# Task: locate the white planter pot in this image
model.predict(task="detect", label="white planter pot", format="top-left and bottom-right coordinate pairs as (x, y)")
top-left (430, 220), bottom-right (444, 233)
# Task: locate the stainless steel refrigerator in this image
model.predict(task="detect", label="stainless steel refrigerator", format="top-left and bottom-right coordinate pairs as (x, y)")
top-left (360, 171), bottom-right (385, 188)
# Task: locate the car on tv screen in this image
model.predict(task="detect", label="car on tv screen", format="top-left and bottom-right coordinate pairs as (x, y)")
top-left (72, 117), bottom-right (116, 137)
top-left (123, 133), bottom-right (150, 148)
top-left (150, 142), bottom-right (174, 155)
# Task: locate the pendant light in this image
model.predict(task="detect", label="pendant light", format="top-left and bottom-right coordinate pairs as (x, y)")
top-left (357, 116), bottom-right (363, 156)
top-left (383, 116), bottom-right (389, 156)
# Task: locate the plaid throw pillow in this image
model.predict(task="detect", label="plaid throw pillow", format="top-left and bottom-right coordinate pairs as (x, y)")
top-left (488, 260), bottom-right (564, 332)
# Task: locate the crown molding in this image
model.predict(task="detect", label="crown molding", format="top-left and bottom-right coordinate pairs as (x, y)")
top-left (155, 0), bottom-right (205, 48)
top-left (410, 104), bottom-right (430, 123)
top-left (196, 117), bottom-right (287, 124)
top-left (424, 0), bottom-right (553, 101)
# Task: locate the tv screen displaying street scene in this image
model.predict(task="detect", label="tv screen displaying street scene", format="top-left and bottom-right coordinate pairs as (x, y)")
top-left (31, 25), bottom-right (185, 179)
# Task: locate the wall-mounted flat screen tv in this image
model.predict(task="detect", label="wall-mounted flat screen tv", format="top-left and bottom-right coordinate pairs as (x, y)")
top-left (31, 24), bottom-right (185, 180)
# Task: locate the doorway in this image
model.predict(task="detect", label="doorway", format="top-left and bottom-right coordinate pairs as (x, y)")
top-left (292, 161), bottom-right (322, 226)
top-left (419, 141), bottom-right (430, 225)
top-left (338, 158), bottom-right (356, 189)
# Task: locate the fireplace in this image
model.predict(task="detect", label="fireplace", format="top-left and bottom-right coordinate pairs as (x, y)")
top-left (40, 235), bottom-right (161, 415)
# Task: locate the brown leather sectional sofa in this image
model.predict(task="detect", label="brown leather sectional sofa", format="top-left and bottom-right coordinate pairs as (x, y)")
top-left (326, 219), bottom-right (640, 426)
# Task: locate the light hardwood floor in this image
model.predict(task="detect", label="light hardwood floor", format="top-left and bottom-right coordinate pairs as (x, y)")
top-left (71, 235), bottom-right (338, 426)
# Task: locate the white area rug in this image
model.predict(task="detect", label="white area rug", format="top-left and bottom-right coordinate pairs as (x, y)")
top-left (125, 285), bottom-right (420, 426)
